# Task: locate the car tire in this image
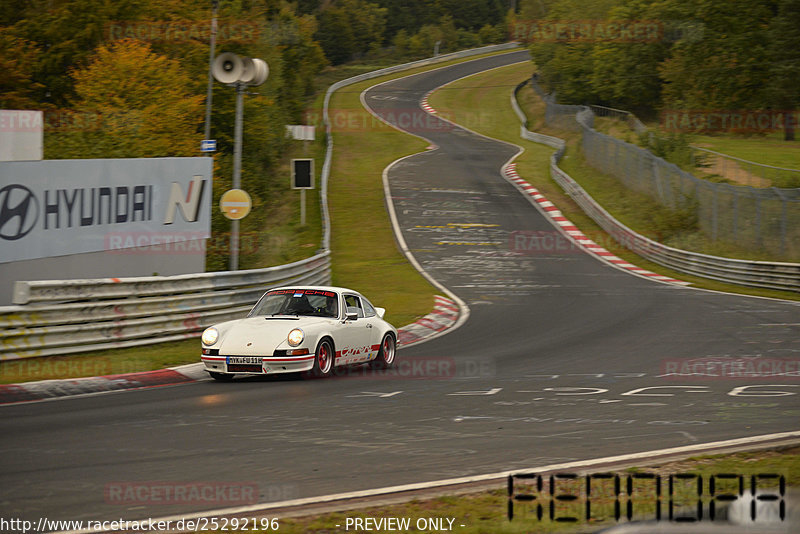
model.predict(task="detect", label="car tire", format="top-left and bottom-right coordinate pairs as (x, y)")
top-left (306, 338), bottom-right (334, 378)
top-left (369, 333), bottom-right (396, 370)
top-left (209, 371), bottom-right (234, 382)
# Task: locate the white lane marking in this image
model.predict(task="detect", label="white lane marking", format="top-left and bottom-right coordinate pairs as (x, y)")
top-left (347, 391), bottom-right (403, 398)
top-left (620, 386), bottom-right (711, 397)
top-left (448, 387), bottom-right (503, 396)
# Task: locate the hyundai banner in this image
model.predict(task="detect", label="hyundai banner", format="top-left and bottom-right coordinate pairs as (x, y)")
top-left (0, 158), bottom-right (212, 263)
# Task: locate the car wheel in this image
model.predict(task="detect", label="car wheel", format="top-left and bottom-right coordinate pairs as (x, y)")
top-left (306, 338), bottom-right (334, 378)
top-left (369, 333), bottom-right (396, 370)
top-left (209, 371), bottom-right (234, 382)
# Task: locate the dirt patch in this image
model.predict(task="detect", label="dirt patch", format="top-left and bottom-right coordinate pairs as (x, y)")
top-left (697, 152), bottom-right (773, 187)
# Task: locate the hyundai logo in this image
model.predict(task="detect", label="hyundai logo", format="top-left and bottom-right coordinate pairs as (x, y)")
top-left (0, 184), bottom-right (39, 241)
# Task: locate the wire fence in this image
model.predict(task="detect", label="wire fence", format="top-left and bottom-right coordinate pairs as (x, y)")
top-left (531, 78), bottom-right (800, 259)
top-left (586, 105), bottom-right (800, 189)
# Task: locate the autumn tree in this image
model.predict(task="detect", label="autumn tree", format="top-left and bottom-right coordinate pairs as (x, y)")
top-left (54, 39), bottom-right (203, 159)
top-left (0, 29), bottom-right (43, 109)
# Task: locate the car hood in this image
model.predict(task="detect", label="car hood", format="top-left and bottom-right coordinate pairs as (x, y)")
top-left (217, 316), bottom-right (332, 355)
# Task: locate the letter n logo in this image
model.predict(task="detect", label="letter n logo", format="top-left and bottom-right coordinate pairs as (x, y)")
top-left (163, 175), bottom-right (206, 224)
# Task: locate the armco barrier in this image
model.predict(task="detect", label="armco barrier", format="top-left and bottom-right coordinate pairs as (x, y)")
top-left (0, 43), bottom-right (517, 361)
top-left (0, 252), bottom-right (331, 360)
top-left (512, 80), bottom-right (800, 293)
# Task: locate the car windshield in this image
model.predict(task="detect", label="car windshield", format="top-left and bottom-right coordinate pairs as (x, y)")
top-left (249, 289), bottom-right (339, 318)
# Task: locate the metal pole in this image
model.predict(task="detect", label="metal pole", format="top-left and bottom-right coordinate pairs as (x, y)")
top-left (301, 140), bottom-right (308, 226)
top-left (230, 83), bottom-right (244, 271)
top-left (300, 189), bottom-right (306, 226)
top-left (203, 0), bottom-right (218, 145)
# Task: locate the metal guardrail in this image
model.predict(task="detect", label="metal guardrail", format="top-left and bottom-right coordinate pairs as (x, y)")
top-left (0, 253), bottom-right (331, 360)
top-left (512, 80), bottom-right (800, 293)
top-left (588, 104), bottom-right (649, 134)
top-left (0, 43), bottom-right (521, 362)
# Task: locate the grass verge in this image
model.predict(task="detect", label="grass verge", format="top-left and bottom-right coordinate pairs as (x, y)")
top-left (273, 447), bottom-right (800, 533)
top-left (687, 134), bottom-right (800, 174)
top-left (427, 63), bottom-right (799, 301)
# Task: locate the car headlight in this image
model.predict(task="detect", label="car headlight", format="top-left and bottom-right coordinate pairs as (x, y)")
top-left (288, 328), bottom-right (304, 347)
top-left (202, 327), bottom-right (219, 346)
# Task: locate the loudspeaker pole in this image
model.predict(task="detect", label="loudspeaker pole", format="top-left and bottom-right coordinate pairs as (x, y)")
top-left (212, 52), bottom-right (268, 271)
top-left (230, 82), bottom-right (245, 271)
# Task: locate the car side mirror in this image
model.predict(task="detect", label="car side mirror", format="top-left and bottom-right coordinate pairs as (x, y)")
top-left (346, 308), bottom-right (359, 321)
top-left (375, 307), bottom-right (386, 319)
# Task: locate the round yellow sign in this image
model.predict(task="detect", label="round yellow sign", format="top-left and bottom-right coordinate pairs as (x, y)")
top-left (220, 189), bottom-right (252, 220)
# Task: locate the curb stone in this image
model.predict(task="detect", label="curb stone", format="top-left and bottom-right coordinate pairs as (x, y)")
top-left (502, 163), bottom-right (689, 285)
top-left (421, 89), bottom-right (687, 287)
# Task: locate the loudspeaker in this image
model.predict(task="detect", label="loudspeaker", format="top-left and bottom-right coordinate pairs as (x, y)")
top-left (250, 58), bottom-right (269, 86)
top-left (213, 53), bottom-right (269, 86)
top-left (213, 52), bottom-right (244, 84)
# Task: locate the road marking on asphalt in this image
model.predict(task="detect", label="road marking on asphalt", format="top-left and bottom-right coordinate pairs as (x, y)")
top-left (448, 387), bottom-right (502, 396)
top-left (347, 391), bottom-right (403, 398)
top-left (620, 386), bottom-right (713, 396)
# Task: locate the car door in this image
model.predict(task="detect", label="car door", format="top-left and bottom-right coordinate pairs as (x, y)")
top-left (336, 294), bottom-right (378, 364)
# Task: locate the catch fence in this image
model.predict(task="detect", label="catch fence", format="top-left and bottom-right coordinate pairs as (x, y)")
top-left (532, 79), bottom-right (800, 259)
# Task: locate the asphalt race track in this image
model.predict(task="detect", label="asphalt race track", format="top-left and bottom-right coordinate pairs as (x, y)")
top-left (1, 51), bottom-right (799, 525)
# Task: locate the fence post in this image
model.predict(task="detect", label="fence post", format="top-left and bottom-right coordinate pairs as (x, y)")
top-left (712, 184), bottom-right (719, 241)
top-left (774, 188), bottom-right (788, 255)
top-left (756, 193), bottom-right (762, 249)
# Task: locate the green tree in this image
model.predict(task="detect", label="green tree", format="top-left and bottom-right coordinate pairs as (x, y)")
top-left (375, 0), bottom-right (429, 39)
top-left (393, 29), bottom-right (410, 55)
top-left (408, 25), bottom-right (444, 57)
top-left (523, 0), bottom-right (623, 103)
top-left (435, 0), bottom-right (505, 30)
top-left (586, 0), bottom-right (676, 114)
top-left (315, 0), bottom-right (386, 64)
top-left (267, 6), bottom-right (328, 121)
top-left (658, 0), bottom-right (774, 111)
top-left (765, 0), bottom-right (800, 140)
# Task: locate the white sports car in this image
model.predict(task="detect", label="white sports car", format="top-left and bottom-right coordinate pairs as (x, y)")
top-left (201, 286), bottom-right (398, 380)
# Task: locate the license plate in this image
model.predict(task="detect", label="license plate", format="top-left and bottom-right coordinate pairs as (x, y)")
top-left (226, 356), bottom-right (262, 365)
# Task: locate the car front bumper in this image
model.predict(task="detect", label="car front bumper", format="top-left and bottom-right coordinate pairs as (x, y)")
top-left (201, 354), bottom-right (316, 376)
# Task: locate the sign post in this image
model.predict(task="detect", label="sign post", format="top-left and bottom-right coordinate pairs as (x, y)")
top-left (212, 52), bottom-right (268, 270)
top-left (292, 158), bottom-right (314, 226)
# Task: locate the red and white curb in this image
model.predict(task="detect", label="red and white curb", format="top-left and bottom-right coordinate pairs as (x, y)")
top-left (420, 92), bottom-right (436, 114)
top-left (421, 92), bottom-right (685, 286)
top-left (503, 163), bottom-right (688, 285)
top-left (397, 295), bottom-right (460, 346)
top-left (0, 364), bottom-right (206, 405)
top-left (0, 299), bottom-right (461, 405)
